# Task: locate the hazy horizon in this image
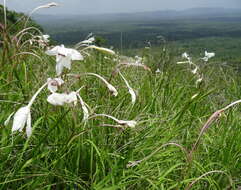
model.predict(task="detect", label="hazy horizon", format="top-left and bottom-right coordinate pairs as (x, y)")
top-left (1, 0), bottom-right (241, 15)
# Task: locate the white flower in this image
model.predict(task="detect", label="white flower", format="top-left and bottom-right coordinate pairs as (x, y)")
top-left (6, 82), bottom-right (48, 138)
top-left (36, 34), bottom-right (50, 48)
top-left (56, 54), bottom-right (72, 76)
top-left (155, 68), bottom-right (161, 73)
top-left (46, 45), bottom-right (83, 75)
top-left (119, 72), bottom-right (136, 104)
top-left (202, 51), bottom-right (215, 62)
top-left (191, 67), bottom-right (198, 74)
top-left (12, 106), bottom-right (32, 137)
top-left (118, 120), bottom-right (137, 128)
top-left (182, 52), bottom-right (189, 59)
top-left (47, 92), bottom-right (78, 106)
top-left (47, 93), bottom-right (69, 106)
top-left (47, 77), bottom-right (64, 93)
top-left (196, 78), bottom-right (203, 86)
top-left (79, 37), bottom-right (95, 45)
top-left (65, 92), bottom-right (78, 105)
top-left (37, 34), bottom-right (49, 43)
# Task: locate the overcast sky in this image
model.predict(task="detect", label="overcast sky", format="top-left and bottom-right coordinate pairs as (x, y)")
top-left (2, 0), bottom-right (241, 15)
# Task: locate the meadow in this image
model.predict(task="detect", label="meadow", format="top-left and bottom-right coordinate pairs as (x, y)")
top-left (0, 4), bottom-right (241, 190)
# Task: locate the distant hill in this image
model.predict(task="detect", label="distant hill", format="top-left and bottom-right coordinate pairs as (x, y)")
top-left (33, 7), bottom-right (241, 24)
top-left (31, 7), bottom-right (241, 48)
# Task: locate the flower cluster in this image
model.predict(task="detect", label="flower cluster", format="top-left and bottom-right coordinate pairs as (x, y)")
top-left (177, 51), bottom-right (215, 86)
top-left (5, 35), bottom-right (138, 138)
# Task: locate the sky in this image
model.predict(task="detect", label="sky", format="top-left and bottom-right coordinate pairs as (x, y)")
top-left (1, 0), bottom-right (241, 15)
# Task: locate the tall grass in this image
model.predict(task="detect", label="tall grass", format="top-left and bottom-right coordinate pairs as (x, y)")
top-left (0, 44), bottom-right (241, 189)
top-left (0, 5), bottom-right (241, 190)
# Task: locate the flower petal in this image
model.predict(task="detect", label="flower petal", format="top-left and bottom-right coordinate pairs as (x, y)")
top-left (47, 93), bottom-right (67, 106)
top-left (12, 106), bottom-right (30, 133)
top-left (26, 112), bottom-right (32, 138)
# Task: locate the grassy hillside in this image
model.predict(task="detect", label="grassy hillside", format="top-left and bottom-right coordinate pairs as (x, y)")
top-left (1, 39), bottom-right (241, 189)
top-left (0, 6), bottom-right (241, 190)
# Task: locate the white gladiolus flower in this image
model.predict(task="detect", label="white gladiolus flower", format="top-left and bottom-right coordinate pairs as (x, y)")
top-left (36, 34), bottom-right (50, 48)
top-left (79, 37), bottom-right (95, 45)
top-left (118, 120), bottom-right (137, 128)
top-left (182, 52), bottom-right (189, 59)
top-left (47, 93), bottom-right (69, 106)
top-left (46, 45), bottom-right (83, 75)
top-left (205, 51), bottom-right (215, 59)
top-left (191, 67), bottom-right (198, 74)
top-left (47, 92), bottom-right (78, 106)
top-left (56, 54), bottom-right (72, 76)
top-left (47, 78), bottom-right (64, 93)
top-left (6, 82), bottom-right (48, 138)
top-left (11, 106), bottom-right (32, 137)
top-left (196, 78), bottom-right (203, 86)
top-left (202, 51), bottom-right (215, 62)
top-left (155, 68), bottom-right (161, 73)
top-left (119, 72), bottom-right (136, 104)
top-left (65, 92), bottom-right (78, 105)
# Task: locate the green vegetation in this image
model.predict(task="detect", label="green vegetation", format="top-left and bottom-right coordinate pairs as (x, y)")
top-left (0, 6), bottom-right (241, 190)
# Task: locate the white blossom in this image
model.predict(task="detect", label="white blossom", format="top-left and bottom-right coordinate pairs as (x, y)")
top-left (12, 106), bottom-right (32, 137)
top-left (47, 92), bottom-right (78, 106)
top-left (155, 68), bottom-right (161, 73)
top-left (119, 72), bottom-right (136, 104)
top-left (46, 45), bottom-right (83, 75)
top-left (47, 77), bottom-right (64, 93)
top-left (202, 51), bottom-right (215, 62)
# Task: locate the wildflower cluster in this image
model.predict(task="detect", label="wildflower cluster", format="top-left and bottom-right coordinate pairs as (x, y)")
top-left (177, 51), bottom-right (215, 86)
top-left (5, 33), bottom-right (140, 138)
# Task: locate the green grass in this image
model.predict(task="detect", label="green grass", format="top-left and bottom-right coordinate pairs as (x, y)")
top-left (0, 43), bottom-right (241, 190)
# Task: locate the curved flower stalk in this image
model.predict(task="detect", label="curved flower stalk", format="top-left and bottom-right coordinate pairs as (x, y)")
top-left (24, 2), bottom-right (59, 28)
top-left (115, 62), bottom-right (151, 72)
top-left (112, 56), bottom-right (150, 78)
top-left (47, 77), bottom-right (64, 93)
top-left (81, 45), bottom-right (115, 55)
top-left (6, 82), bottom-right (48, 138)
top-left (68, 73), bottom-right (118, 97)
top-left (76, 93), bottom-right (89, 121)
top-left (90, 114), bottom-right (137, 128)
top-left (46, 45), bottom-right (83, 76)
top-left (75, 36), bottom-right (95, 49)
top-left (118, 72), bottom-right (136, 105)
top-left (15, 27), bottom-right (43, 49)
